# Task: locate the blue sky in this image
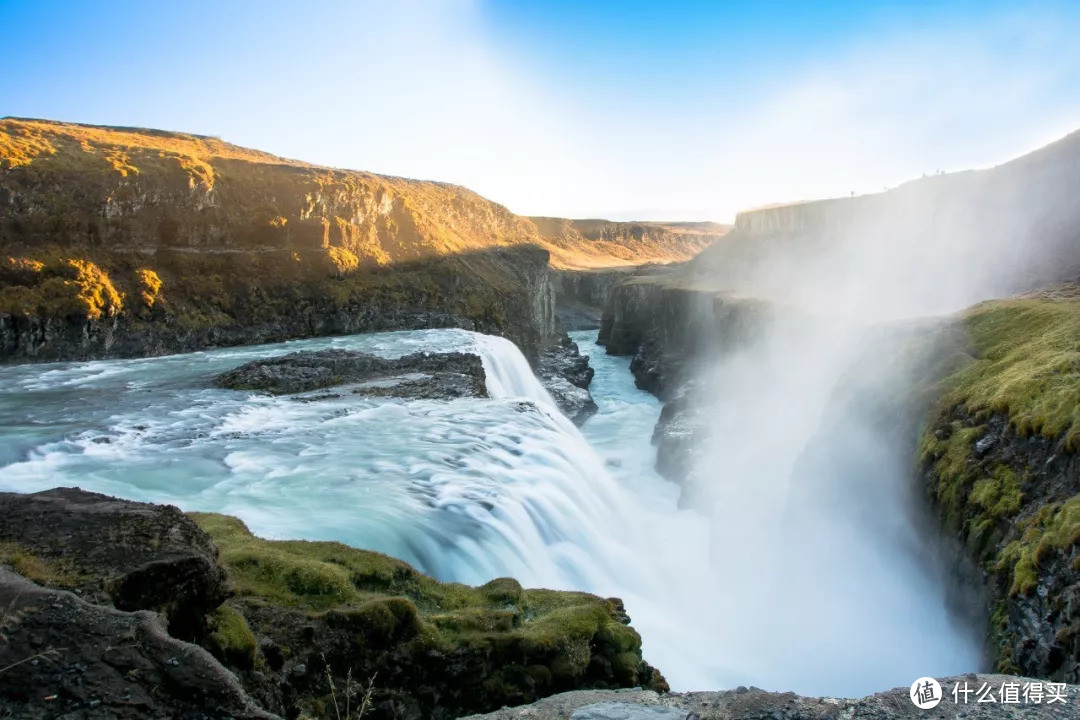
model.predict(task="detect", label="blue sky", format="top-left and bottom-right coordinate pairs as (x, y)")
top-left (2, 0), bottom-right (1079, 220)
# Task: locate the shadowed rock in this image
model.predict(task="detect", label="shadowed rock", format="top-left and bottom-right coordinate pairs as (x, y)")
top-left (0, 488), bottom-right (226, 641)
top-left (0, 569), bottom-right (277, 720)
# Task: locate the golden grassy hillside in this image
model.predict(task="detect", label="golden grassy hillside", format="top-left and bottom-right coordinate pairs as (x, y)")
top-left (0, 118), bottom-right (717, 271)
top-left (0, 117), bottom-right (543, 268)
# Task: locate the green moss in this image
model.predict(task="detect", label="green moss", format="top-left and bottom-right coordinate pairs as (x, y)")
top-left (994, 496), bottom-right (1080, 596)
top-left (0, 542), bottom-right (84, 587)
top-left (919, 425), bottom-right (984, 529)
top-left (989, 600), bottom-right (1021, 673)
top-left (207, 604), bottom-right (258, 669)
top-left (969, 466), bottom-right (1023, 518)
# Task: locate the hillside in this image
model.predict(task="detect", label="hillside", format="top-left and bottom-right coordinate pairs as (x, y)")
top-left (529, 217), bottom-right (726, 269)
top-left (0, 118), bottom-right (714, 362)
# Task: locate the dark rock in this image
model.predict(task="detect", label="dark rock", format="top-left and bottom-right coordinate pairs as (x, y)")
top-left (0, 569), bottom-right (276, 720)
top-left (538, 336), bottom-right (598, 424)
top-left (922, 405), bottom-right (1080, 684)
top-left (0, 487), bottom-right (226, 640)
top-left (215, 349), bottom-right (488, 399)
top-left (554, 270), bottom-right (632, 332)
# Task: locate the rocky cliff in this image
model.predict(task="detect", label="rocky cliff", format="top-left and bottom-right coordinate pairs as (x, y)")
top-left (0, 118), bottom-right (715, 365)
top-left (919, 290), bottom-right (1080, 683)
top-left (0, 488), bottom-right (666, 720)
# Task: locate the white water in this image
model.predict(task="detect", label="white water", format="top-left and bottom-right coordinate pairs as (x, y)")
top-left (0, 327), bottom-right (977, 695)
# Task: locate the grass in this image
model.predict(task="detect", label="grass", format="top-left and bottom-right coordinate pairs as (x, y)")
top-left (0, 543), bottom-right (84, 587)
top-left (920, 295), bottom-right (1080, 603)
top-left (996, 496), bottom-right (1080, 596)
top-left (944, 297), bottom-right (1080, 448)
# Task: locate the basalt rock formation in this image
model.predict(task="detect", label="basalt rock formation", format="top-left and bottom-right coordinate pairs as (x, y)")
top-left (0, 488), bottom-right (667, 720)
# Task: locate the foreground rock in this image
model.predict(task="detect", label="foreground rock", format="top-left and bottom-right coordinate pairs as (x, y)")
top-left (0, 487), bottom-right (227, 641)
top-left (0, 488), bottom-right (666, 720)
top-left (0, 570), bottom-right (276, 720)
top-left (464, 675), bottom-right (1080, 720)
top-left (215, 349), bottom-right (488, 399)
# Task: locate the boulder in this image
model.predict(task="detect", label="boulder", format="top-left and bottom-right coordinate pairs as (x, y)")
top-left (0, 569), bottom-right (276, 720)
top-left (0, 488), bottom-right (227, 640)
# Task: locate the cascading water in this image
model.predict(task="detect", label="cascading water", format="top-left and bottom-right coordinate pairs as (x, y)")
top-left (0, 326), bottom-right (979, 695)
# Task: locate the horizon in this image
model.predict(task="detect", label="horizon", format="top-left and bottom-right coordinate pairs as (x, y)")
top-left (3, 1), bottom-right (1080, 222)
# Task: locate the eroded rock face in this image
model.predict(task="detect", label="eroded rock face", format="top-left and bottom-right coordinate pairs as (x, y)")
top-left (0, 488), bottom-right (227, 640)
top-left (923, 407), bottom-right (1080, 683)
top-left (539, 337), bottom-right (598, 424)
top-left (214, 348), bottom-right (488, 399)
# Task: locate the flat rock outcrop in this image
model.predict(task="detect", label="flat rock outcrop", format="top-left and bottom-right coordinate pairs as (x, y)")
top-left (214, 348), bottom-right (488, 399)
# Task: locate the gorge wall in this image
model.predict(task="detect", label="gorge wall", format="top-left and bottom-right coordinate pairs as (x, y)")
top-left (0, 118), bottom-right (712, 365)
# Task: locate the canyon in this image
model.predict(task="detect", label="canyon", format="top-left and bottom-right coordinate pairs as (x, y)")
top-left (4, 116), bottom-right (1080, 719)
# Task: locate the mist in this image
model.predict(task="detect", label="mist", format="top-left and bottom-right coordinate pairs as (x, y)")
top-left (636, 128), bottom-right (1080, 694)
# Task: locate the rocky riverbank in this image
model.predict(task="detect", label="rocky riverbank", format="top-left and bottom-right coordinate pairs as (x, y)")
top-left (0, 488), bottom-right (666, 719)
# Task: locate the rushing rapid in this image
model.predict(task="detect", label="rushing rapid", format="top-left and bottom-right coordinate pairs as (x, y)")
top-left (0, 327), bottom-right (977, 694)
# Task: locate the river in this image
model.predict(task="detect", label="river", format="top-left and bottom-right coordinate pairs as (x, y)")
top-left (0, 328), bottom-right (977, 694)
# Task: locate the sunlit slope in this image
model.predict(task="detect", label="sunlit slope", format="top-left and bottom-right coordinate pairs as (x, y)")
top-left (529, 217), bottom-right (726, 269)
top-left (0, 117), bottom-right (719, 361)
top-left (0, 117), bottom-right (544, 267)
top-left (0, 118), bottom-right (717, 271)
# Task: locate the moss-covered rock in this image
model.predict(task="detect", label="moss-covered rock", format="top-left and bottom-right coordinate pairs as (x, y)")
top-left (919, 292), bottom-right (1080, 682)
top-left (190, 512), bottom-right (667, 720)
